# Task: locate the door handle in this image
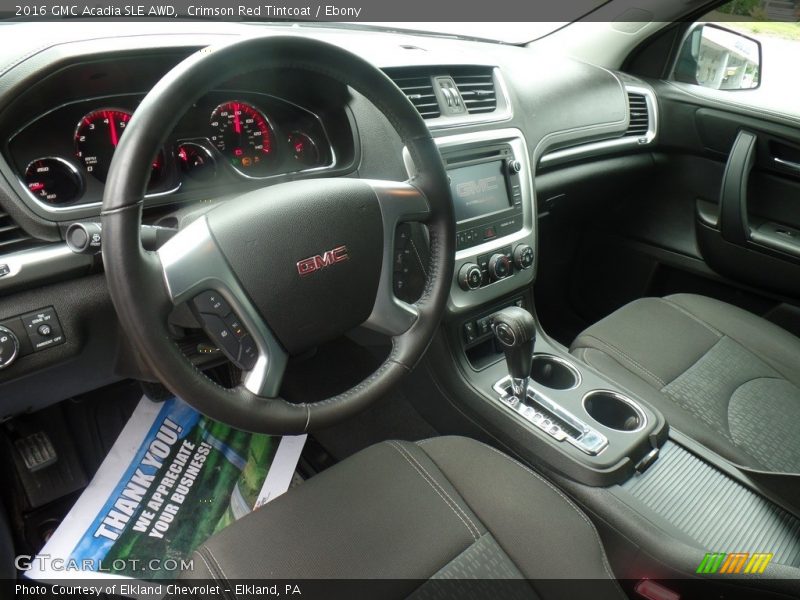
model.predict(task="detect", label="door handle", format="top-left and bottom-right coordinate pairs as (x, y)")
top-left (719, 130), bottom-right (757, 245)
top-left (774, 156), bottom-right (800, 173)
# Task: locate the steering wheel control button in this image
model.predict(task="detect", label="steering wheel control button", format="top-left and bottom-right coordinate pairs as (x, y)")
top-left (0, 325), bottom-right (20, 369)
top-left (20, 307), bottom-right (65, 351)
top-left (190, 294), bottom-right (257, 371)
top-left (458, 263), bottom-right (483, 291)
top-left (238, 336), bottom-right (258, 371)
top-left (200, 314), bottom-right (241, 359)
top-left (192, 291), bottom-right (232, 317)
top-left (224, 314), bottom-right (246, 339)
top-left (513, 244), bottom-right (534, 270)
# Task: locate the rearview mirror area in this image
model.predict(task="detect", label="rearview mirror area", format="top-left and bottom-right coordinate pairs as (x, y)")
top-left (673, 23), bottom-right (762, 90)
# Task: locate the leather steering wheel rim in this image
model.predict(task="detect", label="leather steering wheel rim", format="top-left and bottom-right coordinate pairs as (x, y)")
top-left (101, 36), bottom-right (454, 434)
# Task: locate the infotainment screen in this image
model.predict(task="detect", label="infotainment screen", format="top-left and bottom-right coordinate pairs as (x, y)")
top-left (448, 160), bottom-right (511, 223)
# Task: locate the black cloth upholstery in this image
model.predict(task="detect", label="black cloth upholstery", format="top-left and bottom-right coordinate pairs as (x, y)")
top-left (571, 293), bottom-right (800, 472)
top-left (184, 437), bottom-right (623, 598)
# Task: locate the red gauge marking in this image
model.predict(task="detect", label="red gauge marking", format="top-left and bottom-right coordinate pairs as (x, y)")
top-left (233, 102), bottom-right (242, 134)
top-left (108, 111), bottom-right (119, 147)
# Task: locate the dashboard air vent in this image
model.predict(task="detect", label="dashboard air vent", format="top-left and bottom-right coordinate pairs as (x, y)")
top-left (452, 68), bottom-right (496, 114)
top-left (0, 210), bottom-right (35, 253)
top-left (625, 92), bottom-right (650, 137)
top-left (385, 69), bottom-right (441, 119)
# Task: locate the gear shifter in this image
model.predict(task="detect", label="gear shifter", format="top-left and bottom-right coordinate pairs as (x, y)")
top-left (491, 306), bottom-right (536, 400)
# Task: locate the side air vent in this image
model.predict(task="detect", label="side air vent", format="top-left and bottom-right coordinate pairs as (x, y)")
top-left (452, 68), bottom-right (497, 114)
top-left (625, 92), bottom-right (650, 137)
top-left (384, 69), bottom-right (441, 119)
top-left (0, 210), bottom-right (35, 252)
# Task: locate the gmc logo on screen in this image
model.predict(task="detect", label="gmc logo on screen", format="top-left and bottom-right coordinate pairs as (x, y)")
top-left (296, 245), bottom-right (349, 277)
top-left (456, 176), bottom-right (498, 198)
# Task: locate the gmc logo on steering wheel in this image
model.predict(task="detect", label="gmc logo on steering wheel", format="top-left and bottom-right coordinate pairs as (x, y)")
top-left (296, 245), bottom-right (349, 277)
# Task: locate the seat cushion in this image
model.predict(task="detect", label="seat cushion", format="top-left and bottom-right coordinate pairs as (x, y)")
top-left (183, 436), bottom-right (623, 598)
top-left (571, 293), bottom-right (800, 472)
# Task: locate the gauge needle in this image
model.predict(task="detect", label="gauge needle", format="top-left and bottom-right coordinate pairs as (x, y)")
top-left (108, 111), bottom-right (119, 147)
top-left (233, 103), bottom-right (242, 134)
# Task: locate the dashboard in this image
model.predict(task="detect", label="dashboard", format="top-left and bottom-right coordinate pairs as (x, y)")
top-left (0, 23), bottom-right (656, 416)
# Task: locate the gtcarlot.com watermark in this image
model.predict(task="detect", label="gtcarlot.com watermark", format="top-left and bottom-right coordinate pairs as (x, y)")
top-left (16, 553), bottom-right (194, 574)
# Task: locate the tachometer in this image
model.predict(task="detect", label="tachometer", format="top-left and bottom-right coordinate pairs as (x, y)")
top-left (209, 101), bottom-right (275, 176)
top-left (75, 109), bottom-right (164, 184)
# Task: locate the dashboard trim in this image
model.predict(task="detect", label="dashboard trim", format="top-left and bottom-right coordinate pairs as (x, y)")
top-left (0, 243), bottom-right (93, 293)
top-left (538, 84), bottom-right (658, 168)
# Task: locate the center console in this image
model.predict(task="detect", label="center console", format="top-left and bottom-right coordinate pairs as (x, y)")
top-left (405, 127), bottom-right (666, 487)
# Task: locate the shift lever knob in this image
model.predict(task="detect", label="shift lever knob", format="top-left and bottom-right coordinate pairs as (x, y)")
top-left (491, 306), bottom-right (536, 400)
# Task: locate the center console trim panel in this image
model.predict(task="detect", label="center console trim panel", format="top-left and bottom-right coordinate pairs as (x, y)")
top-left (403, 127), bottom-right (535, 313)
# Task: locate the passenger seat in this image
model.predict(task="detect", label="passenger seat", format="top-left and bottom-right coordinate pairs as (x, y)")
top-left (570, 294), bottom-right (800, 473)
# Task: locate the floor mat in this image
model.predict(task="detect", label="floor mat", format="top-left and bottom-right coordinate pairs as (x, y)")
top-left (25, 395), bottom-right (305, 583)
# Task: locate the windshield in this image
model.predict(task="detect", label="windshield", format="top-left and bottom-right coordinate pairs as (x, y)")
top-left (356, 22), bottom-right (570, 44)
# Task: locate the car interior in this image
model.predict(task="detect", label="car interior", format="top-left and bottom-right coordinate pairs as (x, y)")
top-left (2, 1), bottom-right (800, 598)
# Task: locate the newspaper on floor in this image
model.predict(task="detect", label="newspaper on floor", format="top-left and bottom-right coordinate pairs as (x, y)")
top-left (25, 395), bottom-right (306, 583)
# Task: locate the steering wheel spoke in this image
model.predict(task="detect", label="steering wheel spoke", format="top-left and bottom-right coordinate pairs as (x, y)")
top-left (157, 216), bottom-right (288, 397)
top-left (363, 180), bottom-right (431, 336)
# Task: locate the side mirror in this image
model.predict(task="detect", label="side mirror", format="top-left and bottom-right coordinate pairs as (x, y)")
top-left (672, 23), bottom-right (761, 90)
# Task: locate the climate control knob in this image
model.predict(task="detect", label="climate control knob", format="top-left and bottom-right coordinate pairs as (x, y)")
top-left (0, 325), bottom-right (20, 370)
top-left (458, 263), bottom-right (483, 291)
top-left (513, 244), bottom-right (534, 270)
top-left (488, 253), bottom-right (511, 280)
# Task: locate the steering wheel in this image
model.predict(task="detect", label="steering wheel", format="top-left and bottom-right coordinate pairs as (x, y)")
top-left (101, 36), bottom-right (454, 434)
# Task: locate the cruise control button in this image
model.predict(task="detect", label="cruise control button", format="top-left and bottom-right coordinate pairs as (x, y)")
top-left (224, 314), bottom-right (246, 339)
top-left (202, 314), bottom-right (240, 360)
top-left (239, 335), bottom-right (258, 370)
top-left (193, 291), bottom-right (231, 317)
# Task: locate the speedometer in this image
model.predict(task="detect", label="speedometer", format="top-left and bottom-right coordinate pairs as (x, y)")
top-left (209, 101), bottom-right (275, 176)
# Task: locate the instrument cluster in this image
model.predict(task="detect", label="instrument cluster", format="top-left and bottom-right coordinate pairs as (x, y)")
top-left (9, 92), bottom-right (335, 209)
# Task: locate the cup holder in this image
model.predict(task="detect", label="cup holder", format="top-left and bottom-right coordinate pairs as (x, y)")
top-left (529, 354), bottom-right (581, 390)
top-left (582, 390), bottom-right (646, 432)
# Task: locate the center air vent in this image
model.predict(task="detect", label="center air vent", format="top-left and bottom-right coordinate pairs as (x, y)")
top-left (0, 210), bottom-right (36, 253)
top-left (384, 68), bottom-right (441, 119)
top-left (452, 67), bottom-right (497, 115)
top-left (625, 92), bottom-right (650, 137)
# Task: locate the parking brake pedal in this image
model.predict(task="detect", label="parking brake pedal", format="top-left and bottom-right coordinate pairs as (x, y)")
top-left (15, 432), bottom-right (57, 472)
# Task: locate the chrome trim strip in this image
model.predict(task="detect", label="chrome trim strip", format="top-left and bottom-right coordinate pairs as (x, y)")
top-left (0, 244), bottom-right (93, 292)
top-left (582, 389), bottom-right (648, 433)
top-left (493, 375), bottom-right (609, 456)
top-left (539, 84), bottom-right (658, 168)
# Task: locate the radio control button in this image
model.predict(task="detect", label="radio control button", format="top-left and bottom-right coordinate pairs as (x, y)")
top-left (508, 160), bottom-right (522, 175)
top-left (488, 253), bottom-right (511, 280)
top-left (458, 263), bottom-right (483, 291)
top-left (513, 244), bottom-right (534, 270)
